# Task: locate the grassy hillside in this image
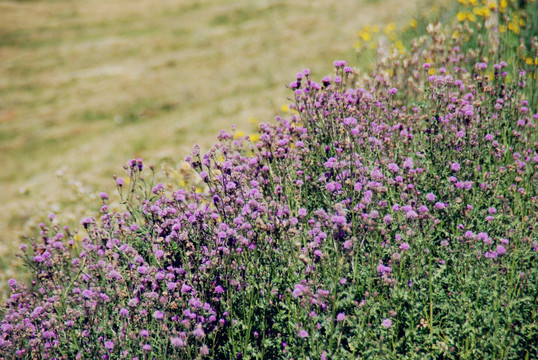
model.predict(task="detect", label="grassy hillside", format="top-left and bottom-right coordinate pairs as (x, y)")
top-left (0, 0), bottom-right (432, 298)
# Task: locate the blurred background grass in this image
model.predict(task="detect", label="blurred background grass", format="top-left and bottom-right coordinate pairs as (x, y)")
top-left (0, 0), bottom-right (436, 299)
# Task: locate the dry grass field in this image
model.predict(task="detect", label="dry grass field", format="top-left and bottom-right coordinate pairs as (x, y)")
top-left (0, 0), bottom-right (429, 299)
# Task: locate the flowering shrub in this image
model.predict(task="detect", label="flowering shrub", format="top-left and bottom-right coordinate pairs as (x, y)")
top-left (1, 1), bottom-right (537, 359)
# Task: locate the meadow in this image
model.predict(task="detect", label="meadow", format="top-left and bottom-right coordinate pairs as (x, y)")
top-left (0, 0), bottom-right (425, 298)
top-left (1, 0), bottom-right (537, 359)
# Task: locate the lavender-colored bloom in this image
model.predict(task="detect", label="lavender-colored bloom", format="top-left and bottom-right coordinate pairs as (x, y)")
top-left (426, 193), bottom-right (436, 202)
top-left (170, 337), bottom-right (186, 348)
top-left (388, 163), bottom-right (400, 173)
top-left (140, 329), bottom-right (149, 338)
top-left (292, 284), bottom-right (308, 298)
top-left (298, 330), bottom-right (309, 338)
top-left (153, 310), bottom-right (164, 320)
top-left (200, 345), bottom-right (210, 356)
top-left (336, 313), bottom-right (346, 322)
top-left (377, 264), bottom-right (392, 273)
top-left (381, 319), bottom-right (392, 328)
top-left (399, 242), bottom-right (410, 251)
top-left (119, 308), bottom-right (129, 317)
top-left (193, 326), bottom-right (205, 339)
top-left (496, 245), bottom-right (507, 255)
top-left (451, 162), bottom-right (461, 172)
top-left (435, 202), bottom-right (446, 210)
top-left (104, 341), bottom-right (114, 351)
top-left (215, 285), bottom-right (225, 294)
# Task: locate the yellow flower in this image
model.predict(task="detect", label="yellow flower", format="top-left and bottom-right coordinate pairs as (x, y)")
top-left (452, 30), bottom-right (461, 39)
top-left (384, 23), bottom-right (396, 34)
top-left (359, 31), bottom-right (371, 41)
top-left (248, 116), bottom-right (257, 124)
top-left (410, 19), bottom-right (418, 28)
top-left (499, 25), bottom-right (506, 33)
top-left (526, 58), bottom-right (533, 65)
top-left (457, 12), bottom-right (467, 21)
top-left (371, 25), bottom-right (380, 33)
top-left (281, 104), bottom-right (290, 113)
top-left (486, 0), bottom-right (497, 9)
top-left (508, 22), bottom-right (520, 34)
top-left (249, 134), bottom-right (260, 142)
top-left (234, 130), bottom-right (245, 139)
top-left (429, 68), bottom-right (436, 75)
top-left (468, 13), bottom-right (476, 22)
top-left (473, 6), bottom-right (490, 17)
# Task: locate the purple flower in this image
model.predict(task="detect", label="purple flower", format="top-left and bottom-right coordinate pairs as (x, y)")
top-left (292, 284), bottom-right (308, 298)
top-left (381, 319), bottom-right (392, 328)
top-left (170, 337), bottom-right (186, 348)
top-left (435, 202), bottom-right (446, 210)
top-left (336, 313), bottom-right (346, 322)
top-left (331, 215), bottom-right (346, 225)
top-left (298, 330), bottom-right (309, 338)
top-left (153, 310), bottom-right (165, 320)
top-left (388, 163), bottom-right (400, 173)
top-left (119, 308), bottom-right (129, 318)
top-left (451, 162), bottom-right (461, 172)
top-left (377, 264), bottom-right (392, 273)
top-left (496, 245), bottom-right (506, 255)
top-left (426, 193), bottom-right (436, 202)
top-left (215, 285), bottom-right (225, 294)
top-left (200, 345), bottom-right (210, 356)
top-left (399, 242), bottom-right (410, 251)
top-left (104, 341), bottom-right (114, 351)
top-left (193, 326), bottom-right (205, 339)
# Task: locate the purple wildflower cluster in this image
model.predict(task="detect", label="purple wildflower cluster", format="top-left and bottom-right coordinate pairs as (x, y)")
top-left (1, 5), bottom-right (537, 359)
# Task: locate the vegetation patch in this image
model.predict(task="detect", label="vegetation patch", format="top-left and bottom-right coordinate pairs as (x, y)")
top-left (1, 0), bottom-right (537, 358)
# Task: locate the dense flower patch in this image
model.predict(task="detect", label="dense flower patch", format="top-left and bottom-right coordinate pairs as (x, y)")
top-left (1, 1), bottom-right (537, 359)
